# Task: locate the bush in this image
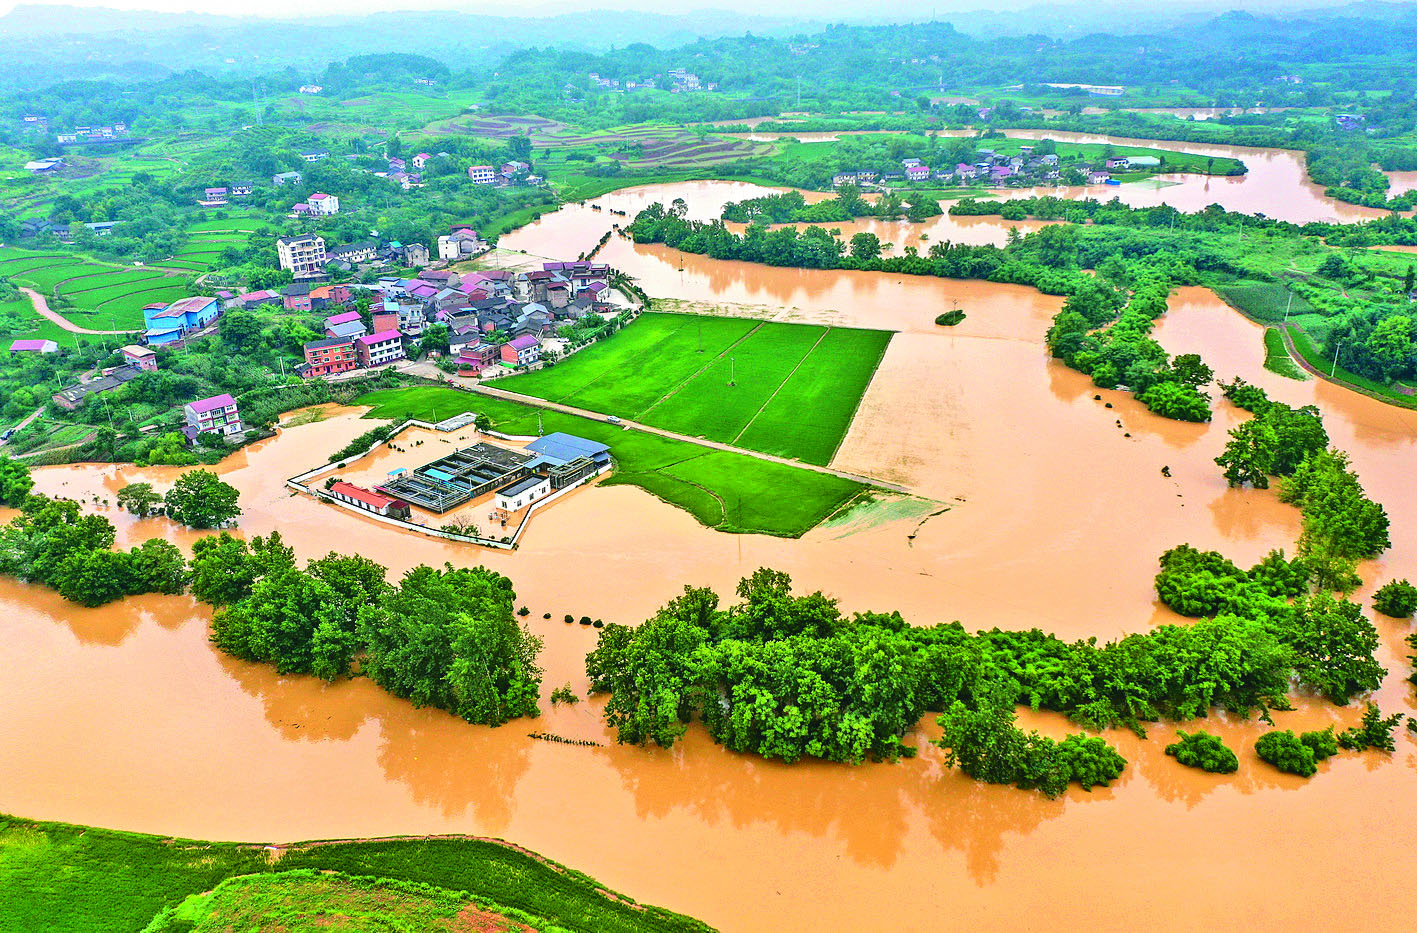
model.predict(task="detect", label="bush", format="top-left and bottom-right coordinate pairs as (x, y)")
top-left (550, 684), bottom-right (579, 705)
top-left (517, 606), bottom-right (530, 617)
top-left (579, 616), bottom-right (592, 625)
top-left (935, 310), bottom-right (966, 326)
top-left (1372, 579), bottom-right (1417, 618)
top-left (564, 614), bottom-right (574, 624)
top-left (1254, 730), bottom-right (1317, 777)
top-left (1164, 730), bottom-right (1239, 773)
top-left (1337, 703), bottom-right (1404, 752)
top-left (1300, 727), bottom-right (1339, 761)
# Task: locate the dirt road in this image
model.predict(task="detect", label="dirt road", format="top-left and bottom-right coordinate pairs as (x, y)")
top-left (20, 287), bottom-right (128, 336)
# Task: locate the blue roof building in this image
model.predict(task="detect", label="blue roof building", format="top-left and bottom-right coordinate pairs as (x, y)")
top-left (525, 432), bottom-right (611, 466)
top-left (143, 296), bottom-right (219, 345)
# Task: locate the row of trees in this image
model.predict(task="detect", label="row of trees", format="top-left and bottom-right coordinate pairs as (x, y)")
top-left (720, 187), bottom-right (941, 225)
top-left (1216, 379), bottom-right (1390, 590)
top-left (195, 535), bottom-right (543, 726)
top-left (583, 563), bottom-right (1391, 789)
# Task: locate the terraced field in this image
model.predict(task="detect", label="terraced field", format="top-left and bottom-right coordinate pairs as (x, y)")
top-left (0, 247), bottom-right (194, 330)
top-left (426, 118), bottom-right (774, 169)
top-left (498, 312), bottom-right (893, 466)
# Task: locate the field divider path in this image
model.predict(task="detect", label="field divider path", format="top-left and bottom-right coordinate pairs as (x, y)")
top-left (18, 288), bottom-right (127, 335)
top-left (472, 382), bottom-right (912, 494)
top-left (730, 326), bottom-right (830, 446)
top-left (635, 320), bottom-right (765, 419)
top-left (551, 315), bottom-right (701, 404)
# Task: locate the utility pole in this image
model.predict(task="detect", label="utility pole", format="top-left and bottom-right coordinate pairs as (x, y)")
top-left (1283, 291), bottom-right (1293, 322)
top-left (1331, 340), bottom-right (1341, 377)
top-left (729, 355), bottom-right (735, 386)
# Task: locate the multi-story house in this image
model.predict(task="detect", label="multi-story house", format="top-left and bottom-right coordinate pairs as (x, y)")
top-left (276, 234), bottom-right (327, 278)
top-left (184, 393), bottom-right (243, 439)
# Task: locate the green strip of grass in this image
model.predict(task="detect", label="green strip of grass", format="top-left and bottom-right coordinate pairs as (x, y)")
top-left (1262, 327), bottom-right (1308, 381)
top-left (355, 385), bottom-right (869, 537)
top-left (0, 815), bottom-right (713, 933)
top-left (1288, 326), bottom-right (1417, 408)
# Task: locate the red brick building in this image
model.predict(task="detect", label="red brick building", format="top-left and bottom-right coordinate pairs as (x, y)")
top-left (302, 336), bottom-right (358, 377)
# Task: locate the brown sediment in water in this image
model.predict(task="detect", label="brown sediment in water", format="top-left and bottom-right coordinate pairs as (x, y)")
top-left (5, 192), bottom-right (1417, 930)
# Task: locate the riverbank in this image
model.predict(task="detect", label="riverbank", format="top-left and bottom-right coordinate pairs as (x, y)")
top-left (1, 814), bottom-right (712, 933)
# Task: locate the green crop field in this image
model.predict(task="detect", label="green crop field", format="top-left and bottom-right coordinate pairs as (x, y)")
top-left (356, 386), bottom-right (868, 537)
top-left (0, 815), bottom-right (712, 933)
top-left (498, 312), bottom-right (892, 466)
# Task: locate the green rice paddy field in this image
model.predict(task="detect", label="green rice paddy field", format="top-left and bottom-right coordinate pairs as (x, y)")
top-left (497, 312), bottom-right (892, 466)
top-left (356, 385), bottom-right (870, 537)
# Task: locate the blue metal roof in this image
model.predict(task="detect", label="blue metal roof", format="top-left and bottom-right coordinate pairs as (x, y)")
top-left (525, 432), bottom-right (609, 463)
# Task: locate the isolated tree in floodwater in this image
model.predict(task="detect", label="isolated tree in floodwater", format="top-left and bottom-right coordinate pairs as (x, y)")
top-left (163, 470), bottom-right (241, 528)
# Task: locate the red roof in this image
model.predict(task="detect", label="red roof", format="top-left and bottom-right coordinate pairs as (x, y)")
top-left (331, 481), bottom-right (403, 510)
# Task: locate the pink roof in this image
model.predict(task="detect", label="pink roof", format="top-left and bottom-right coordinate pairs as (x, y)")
top-left (309, 192), bottom-right (330, 200)
top-left (357, 329), bottom-right (402, 346)
top-left (188, 393), bottom-right (235, 414)
top-left (10, 339), bottom-right (52, 351)
top-left (507, 335), bottom-right (539, 350)
top-left (325, 310), bottom-right (362, 326)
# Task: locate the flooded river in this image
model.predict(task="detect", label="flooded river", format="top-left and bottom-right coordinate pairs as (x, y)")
top-left (4, 177), bottom-right (1417, 930)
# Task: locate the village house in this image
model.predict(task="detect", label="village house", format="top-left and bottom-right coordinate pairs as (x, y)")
top-left (276, 233), bottom-right (327, 278)
top-left (202, 186), bottom-right (228, 205)
top-left (184, 393), bottom-right (243, 440)
top-left (327, 240), bottom-right (379, 265)
top-left (233, 289), bottom-right (280, 310)
top-left (325, 310), bottom-right (368, 340)
top-left (120, 345), bottom-right (157, 371)
top-left (356, 330), bottom-right (405, 368)
top-left (302, 336), bottom-right (359, 377)
top-left (467, 164), bottom-right (497, 185)
top-left (411, 152), bottom-right (432, 169)
top-left (300, 150), bottom-right (329, 163)
top-left (143, 296), bottom-right (220, 345)
top-left (307, 192), bottom-right (340, 215)
top-left (500, 334), bottom-right (540, 366)
top-left (327, 481), bottom-right (411, 520)
top-left (9, 339), bottom-right (58, 354)
top-left (272, 171), bottom-right (303, 186)
top-left (905, 164), bottom-right (930, 181)
top-left (457, 341), bottom-right (498, 369)
top-left (283, 282), bottom-right (313, 312)
top-left (231, 183), bottom-right (253, 198)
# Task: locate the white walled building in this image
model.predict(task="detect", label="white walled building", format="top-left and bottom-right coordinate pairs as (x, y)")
top-left (276, 234), bottom-right (327, 277)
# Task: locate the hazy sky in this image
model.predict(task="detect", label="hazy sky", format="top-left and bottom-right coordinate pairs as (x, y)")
top-left (0, 0), bottom-right (1366, 19)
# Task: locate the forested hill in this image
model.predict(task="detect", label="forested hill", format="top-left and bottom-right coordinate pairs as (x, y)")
top-left (0, 6), bottom-right (825, 89)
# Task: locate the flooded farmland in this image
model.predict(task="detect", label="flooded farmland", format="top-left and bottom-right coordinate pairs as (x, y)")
top-left (4, 169), bottom-right (1417, 931)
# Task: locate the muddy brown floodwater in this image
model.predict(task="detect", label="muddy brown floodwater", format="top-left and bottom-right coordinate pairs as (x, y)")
top-left (5, 179), bottom-right (1417, 931)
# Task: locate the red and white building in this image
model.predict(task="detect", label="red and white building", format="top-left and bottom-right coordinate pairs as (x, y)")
top-left (467, 164), bottom-right (496, 185)
top-left (356, 329), bottom-right (405, 368)
top-left (327, 481), bottom-right (411, 520)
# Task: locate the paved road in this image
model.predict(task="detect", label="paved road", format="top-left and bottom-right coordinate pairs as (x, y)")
top-left (0, 405), bottom-right (45, 447)
top-left (471, 383), bottom-right (913, 494)
top-left (20, 287), bottom-right (127, 336)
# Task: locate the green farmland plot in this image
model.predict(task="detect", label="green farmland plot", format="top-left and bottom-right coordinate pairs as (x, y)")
top-left (499, 312), bottom-right (893, 466)
top-left (646, 322), bottom-right (826, 445)
top-left (356, 386), bottom-right (871, 537)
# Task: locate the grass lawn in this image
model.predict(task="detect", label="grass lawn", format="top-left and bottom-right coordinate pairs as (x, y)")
top-left (356, 385), bottom-right (869, 537)
top-left (146, 870), bottom-right (538, 932)
top-left (0, 815), bottom-right (712, 933)
top-left (498, 312), bottom-right (892, 466)
top-left (0, 294), bottom-right (96, 346)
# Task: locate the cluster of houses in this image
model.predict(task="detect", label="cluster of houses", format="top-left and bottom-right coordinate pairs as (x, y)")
top-left (54, 122), bottom-right (129, 145)
top-left (583, 69), bottom-right (716, 92)
top-left (833, 147), bottom-right (1160, 191)
top-left (466, 160), bottom-right (543, 187)
top-left (275, 232), bottom-right (439, 280)
top-left (283, 260), bottom-right (615, 379)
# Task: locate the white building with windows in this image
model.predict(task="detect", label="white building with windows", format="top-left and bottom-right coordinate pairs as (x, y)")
top-left (276, 234), bottom-right (327, 278)
top-left (307, 192), bottom-right (340, 215)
